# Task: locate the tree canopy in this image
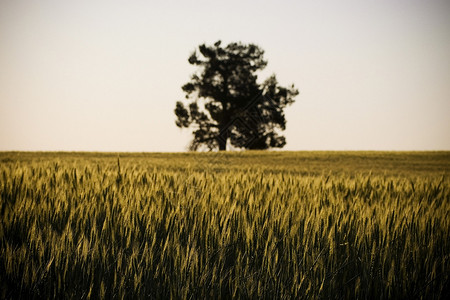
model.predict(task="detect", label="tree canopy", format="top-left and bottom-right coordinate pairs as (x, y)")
top-left (175, 40), bottom-right (299, 151)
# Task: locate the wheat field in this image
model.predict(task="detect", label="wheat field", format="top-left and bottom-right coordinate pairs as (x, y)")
top-left (1, 151), bottom-right (449, 299)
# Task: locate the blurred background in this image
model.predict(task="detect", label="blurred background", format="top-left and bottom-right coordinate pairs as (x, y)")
top-left (1, 0), bottom-right (449, 151)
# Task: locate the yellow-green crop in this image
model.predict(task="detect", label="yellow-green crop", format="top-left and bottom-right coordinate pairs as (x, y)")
top-left (1, 151), bottom-right (449, 299)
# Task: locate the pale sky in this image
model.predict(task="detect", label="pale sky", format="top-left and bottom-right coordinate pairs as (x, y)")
top-left (1, 0), bottom-right (449, 151)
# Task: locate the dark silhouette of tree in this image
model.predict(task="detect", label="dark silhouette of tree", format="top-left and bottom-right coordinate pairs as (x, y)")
top-left (175, 40), bottom-right (299, 151)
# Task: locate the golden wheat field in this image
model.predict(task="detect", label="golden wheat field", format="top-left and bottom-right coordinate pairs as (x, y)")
top-left (0, 151), bottom-right (449, 299)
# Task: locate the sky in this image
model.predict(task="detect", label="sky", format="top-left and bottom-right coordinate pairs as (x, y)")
top-left (1, 0), bottom-right (449, 152)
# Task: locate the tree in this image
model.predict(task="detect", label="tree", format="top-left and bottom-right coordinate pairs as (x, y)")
top-left (175, 40), bottom-right (299, 151)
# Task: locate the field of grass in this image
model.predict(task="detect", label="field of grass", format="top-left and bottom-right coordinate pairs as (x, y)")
top-left (1, 151), bottom-right (449, 299)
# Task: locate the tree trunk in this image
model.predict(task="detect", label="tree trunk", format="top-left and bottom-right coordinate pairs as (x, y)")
top-left (218, 104), bottom-right (230, 151)
top-left (218, 136), bottom-right (227, 151)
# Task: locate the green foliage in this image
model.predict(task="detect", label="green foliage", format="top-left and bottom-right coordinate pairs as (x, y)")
top-left (0, 151), bottom-right (449, 299)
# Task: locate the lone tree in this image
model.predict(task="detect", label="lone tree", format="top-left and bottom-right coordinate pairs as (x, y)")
top-left (175, 40), bottom-right (299, 151)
